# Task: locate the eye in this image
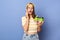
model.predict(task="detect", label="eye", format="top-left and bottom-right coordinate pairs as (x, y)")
top-left (28, 7), bottom-right (30, 9)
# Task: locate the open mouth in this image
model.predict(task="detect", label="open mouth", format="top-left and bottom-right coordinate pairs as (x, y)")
top-left (29, 11), bottom-right (32, 12)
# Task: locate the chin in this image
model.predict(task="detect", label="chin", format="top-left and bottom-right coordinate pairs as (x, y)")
top-left (29, 13), bottom-right (32, 15)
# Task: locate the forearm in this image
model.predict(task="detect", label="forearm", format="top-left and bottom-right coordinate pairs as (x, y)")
top-left (37, 21), bottom-right (44, 32)
top-left (23, 19), bottom-right (29, 32)
top-left (37, 25), bottom-right (41, 32)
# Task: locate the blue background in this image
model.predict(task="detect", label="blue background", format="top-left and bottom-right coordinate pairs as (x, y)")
top-left (0, 0), bottom-right (60, 40)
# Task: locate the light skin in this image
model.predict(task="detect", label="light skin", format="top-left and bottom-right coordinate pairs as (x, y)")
top-left (22, 4), bottom-right (44, 34)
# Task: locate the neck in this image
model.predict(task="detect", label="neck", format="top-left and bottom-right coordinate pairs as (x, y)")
top-left (30, 15), bottom-right (33, 18)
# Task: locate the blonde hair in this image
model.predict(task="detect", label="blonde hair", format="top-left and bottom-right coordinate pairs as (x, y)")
top-left (26, 2), bottom-right (36, 18)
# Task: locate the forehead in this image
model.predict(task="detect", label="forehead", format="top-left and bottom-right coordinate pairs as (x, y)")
top-left (28, 4), bottom-right (33, 8)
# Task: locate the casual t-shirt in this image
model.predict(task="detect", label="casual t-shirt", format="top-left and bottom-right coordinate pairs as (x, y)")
top-left (22, 16), bottom-right (44, 32)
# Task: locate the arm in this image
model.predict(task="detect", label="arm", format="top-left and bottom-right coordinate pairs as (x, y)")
top-left (37, 21), bottom-right (44, 32)
top-left (22, 10), bottom-right (29, 33)
top-left (23, 17), bottom-right (29, 33)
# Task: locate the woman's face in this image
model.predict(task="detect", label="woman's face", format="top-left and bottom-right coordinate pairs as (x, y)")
top-left (27, 4), bottom-right (33, 15)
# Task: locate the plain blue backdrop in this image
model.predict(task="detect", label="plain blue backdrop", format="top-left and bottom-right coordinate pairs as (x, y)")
top-left (0, 0), bottom-right (60, 40)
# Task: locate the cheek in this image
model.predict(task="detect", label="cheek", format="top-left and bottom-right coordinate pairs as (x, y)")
top-left (27, 8), bottom-right (33, 12)
top-left (31, 9), bottom-right (33, 12)
top-left (27, 9), bottom-right (30, 12)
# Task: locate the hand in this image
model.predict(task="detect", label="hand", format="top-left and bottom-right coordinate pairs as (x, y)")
top-left (37, 20), bottom-right (44, 27)
top-left (37, 21), bottom-right (42, 25)
top-left (26, 9), bottom-right (29, 20)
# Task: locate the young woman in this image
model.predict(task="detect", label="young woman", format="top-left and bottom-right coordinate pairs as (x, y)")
top-left (22, 2), bottom-right (44, 40)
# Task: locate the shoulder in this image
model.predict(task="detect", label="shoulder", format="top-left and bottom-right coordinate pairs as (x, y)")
top-left (22, 16), bottom-right (26, 20)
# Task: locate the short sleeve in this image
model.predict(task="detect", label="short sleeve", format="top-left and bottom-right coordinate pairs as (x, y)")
top-left (21, 16), bottom-right (26, 26)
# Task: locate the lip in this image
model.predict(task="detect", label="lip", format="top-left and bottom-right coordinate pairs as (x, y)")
top-left (29, 11), bottom-right (32, 12)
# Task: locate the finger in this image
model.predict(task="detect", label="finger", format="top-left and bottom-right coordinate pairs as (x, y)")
top-left (26, 10), bottom-right (28, 16)
top-left (38, 21), bottom-right (42, 24)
